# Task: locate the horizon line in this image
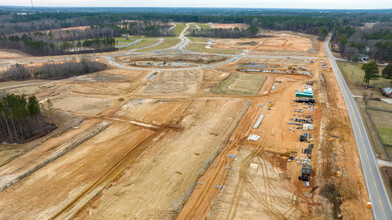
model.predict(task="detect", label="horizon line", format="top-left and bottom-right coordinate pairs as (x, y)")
top-left (1, 5), bottom-right (392, 11)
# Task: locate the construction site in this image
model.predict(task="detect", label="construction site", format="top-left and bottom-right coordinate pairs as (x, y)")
top-left (0, 22), bottom-right (373, 219)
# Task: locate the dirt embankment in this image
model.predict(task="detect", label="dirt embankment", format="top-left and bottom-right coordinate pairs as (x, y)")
top-left (115, 54), bottom-right (228, 65)
top-left (0, 122), bottom-right (154, 219)
top-left (317, 60), bottom-right (372, 219)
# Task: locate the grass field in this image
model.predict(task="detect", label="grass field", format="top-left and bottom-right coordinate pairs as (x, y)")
top-left (188, 37), bottom-right (208, 43)
top-left (173, 23), bottom-right (187, 35)
top-left (115, 36), bottom-right (158, 43)
top-left (194, 23), bottom-right (212, 29)
top-left (136, 38), bottom-right (180, 52)
top-left (337, 61), bottom-right (389, 88)
top-left (119, 39), bottom-right (160, 51)
top-left (213, 73), bottom-right (267, 95)
top-left (368, 109), bottom-right (392, 146)
top-left (186, 43), bottom-right (240, 54)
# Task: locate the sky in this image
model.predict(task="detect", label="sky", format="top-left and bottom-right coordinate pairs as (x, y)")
top-left (1, 0), bottom-right (392, 9)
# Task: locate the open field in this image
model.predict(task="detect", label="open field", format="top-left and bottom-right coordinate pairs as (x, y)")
top-left (0, 23), bottom-right (372, 220)
top-left (173, 23), bottom-right (187, 35)
top-left (338, 61), bottom-right (389, 89)
top-left (211, 23), bottom-right (248, 29)
top-left (185, 42), bottom-right (241, 54)
top-left (337, 61), bottom-right (392, 159)
top-left (118, 38), bottom-right (160, 50)
top-left (137, 38), bottom-right (180, 52)
top-left (188, 36), bottom-right (208, 43)
top-left (212, 72), bottom-right (267, 95)
top-left (194, 23), bottom-right (212, 29)
top-left (367, 108), bottom-right (392, 146)
top-left (212, 33), bottom-right (313, 55)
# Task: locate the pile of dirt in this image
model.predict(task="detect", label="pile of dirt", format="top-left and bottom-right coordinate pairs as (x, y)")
top-left (236, 41), bottom-right (258, 46)
top-left (115, 54), bottom-right (227, 65)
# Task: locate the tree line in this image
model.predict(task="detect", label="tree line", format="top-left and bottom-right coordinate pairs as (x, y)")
top-left (2, 9), bottom-right (391, 40)
top-left (0, 33), bottom-right (116, 56)
top-left (0, 20), bottom-right (172, 55)
top-left (190, 25), bottom-right (259, 39)
top-left (361, 62), bottom-right (392, 87)
top-left (333, 22), bottom-right (392, 62)
top-left (0, 94), bottom-right (55, 144)
top-left (1, 58), bottom-right (106, 81)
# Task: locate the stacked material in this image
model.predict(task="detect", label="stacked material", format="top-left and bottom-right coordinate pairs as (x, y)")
top-left (247, 134), bottom-right (261, 141)
top-left (146, 72), bottom-right (158, 81)
top-left (252, 115), bottom-right (265, 129)
top-left (303, 124), bottom-right (314, 130)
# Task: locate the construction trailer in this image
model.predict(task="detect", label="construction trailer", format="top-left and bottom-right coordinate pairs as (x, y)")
top-left (303, 124), bottom-right (314, 130)
top-left (296, 92), bottom-right (313, 98)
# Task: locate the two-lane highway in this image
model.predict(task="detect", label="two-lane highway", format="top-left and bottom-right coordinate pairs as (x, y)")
top-left (324, 35), bottom-right (392, 220)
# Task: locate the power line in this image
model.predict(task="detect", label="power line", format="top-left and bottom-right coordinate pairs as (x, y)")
top-left (30, 0), bottom-right (34, 11)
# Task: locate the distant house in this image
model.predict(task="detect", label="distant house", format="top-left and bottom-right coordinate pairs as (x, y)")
top-left (16, 12), bottom-right (27, 16)
top-left (382, 87), bottom-right (392, 98)
top-left (359, 54), bottom-right (369, 61)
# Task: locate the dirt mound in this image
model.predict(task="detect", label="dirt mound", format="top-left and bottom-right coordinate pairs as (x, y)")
top-left (115, 54), bottom-right (227, 65)
top-left (236, 41), bottom-right (258, 46)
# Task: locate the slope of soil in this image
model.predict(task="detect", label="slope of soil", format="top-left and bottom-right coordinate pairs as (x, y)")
top-left (0, 122), bottom-right (154, 219)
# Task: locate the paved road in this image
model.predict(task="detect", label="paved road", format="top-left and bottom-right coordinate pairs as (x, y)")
top-left (128, 37), bottom-right (164, 53)
top-left (324, 35), bottom-right (392, 220)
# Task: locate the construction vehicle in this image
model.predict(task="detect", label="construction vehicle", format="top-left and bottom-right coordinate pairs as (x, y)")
top-left (268, 102), bottom-right (272, 107)
top-left (288, 66), bottom-right (296, 70)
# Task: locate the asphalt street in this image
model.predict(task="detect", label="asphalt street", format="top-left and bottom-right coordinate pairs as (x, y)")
top-left (325, 35), bottom-right (392, 220)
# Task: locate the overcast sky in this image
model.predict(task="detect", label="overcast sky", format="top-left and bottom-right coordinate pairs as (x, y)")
top-left (2, 0), bottom-right (392, 9)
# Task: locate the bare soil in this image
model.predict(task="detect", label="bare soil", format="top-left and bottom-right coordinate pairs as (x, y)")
top-left (115, 54), bottom-right (228, 66)
top-left (0, 26), bottom-right (371, 220)
top-left (212, 33), bottom-right (312, 55)
top-left (211, 23), bottom-right (249, 29)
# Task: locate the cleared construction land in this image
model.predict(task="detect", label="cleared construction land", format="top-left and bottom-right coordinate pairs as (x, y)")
top-left (213, 73), bottom-right (267, 95)
top-left (0, 23), bottom-right (372, 219)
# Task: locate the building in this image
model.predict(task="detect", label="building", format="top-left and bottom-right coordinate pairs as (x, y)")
top-left (382, 87), bottom-right (392, 98)
top-left (359, 54), bottom-right (369, 61)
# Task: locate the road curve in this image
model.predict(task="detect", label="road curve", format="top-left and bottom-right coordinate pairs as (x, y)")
top-left (325, 35), bottom-right (392, 220)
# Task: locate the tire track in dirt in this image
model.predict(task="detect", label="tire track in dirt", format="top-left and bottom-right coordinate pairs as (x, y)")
top-left (0, 121), bottom-right (111, 192)
top-left (177, 100), bottom-right (255, 220)
top-left (53, 130), bottom-right (165, 219)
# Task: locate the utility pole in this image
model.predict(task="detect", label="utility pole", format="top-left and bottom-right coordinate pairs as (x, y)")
top-left (30, 0), bottom-right (34, 12)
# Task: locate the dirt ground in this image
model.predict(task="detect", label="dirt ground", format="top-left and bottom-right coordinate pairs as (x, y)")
top-left (208, 148), bottom-right (302, 219)
top-left (211, 23), bottom-right (249, 29)
top-left (73, 99), bottom-right (249, 219)
top-left (0, 26), bottom-right (372, 220)
top-left (0, 122), bottom-right (154, 219)
top-left (0, 50), bottom-right (30, 60)
top-left (212, 33), bottom-right (313, 55)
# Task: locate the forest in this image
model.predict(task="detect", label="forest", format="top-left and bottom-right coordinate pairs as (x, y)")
top-left (1, 58), bottom-right (106, 81)
top-left (190, 25), bottom-right (259, 38)
top-left (332, 22), bottom-right (392, 62)
top-left (0, 20), bottom-right (173, 55)
top-left (0, 7), bottom-right (392, 58)
top-left (0, 94), bottom-right (56, 144)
